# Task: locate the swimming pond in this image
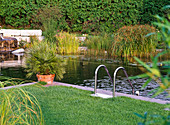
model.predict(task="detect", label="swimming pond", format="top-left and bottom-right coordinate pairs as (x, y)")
top-left (0, 53), bottom-right (169, 101)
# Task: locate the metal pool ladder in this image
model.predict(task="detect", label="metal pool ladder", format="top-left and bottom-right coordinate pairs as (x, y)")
top-left (93, 65), bottom-right (134, 98)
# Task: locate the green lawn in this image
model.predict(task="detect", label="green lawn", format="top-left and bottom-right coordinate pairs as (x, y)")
top-left (22, 85), bottom-right (169, 125)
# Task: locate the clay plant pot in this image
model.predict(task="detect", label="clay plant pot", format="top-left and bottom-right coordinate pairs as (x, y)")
top-left (36, 74), bottom-right (55, 85)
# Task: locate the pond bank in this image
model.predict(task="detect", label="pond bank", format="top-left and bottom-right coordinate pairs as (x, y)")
top-left (1, 81), bottom-right (169, 105)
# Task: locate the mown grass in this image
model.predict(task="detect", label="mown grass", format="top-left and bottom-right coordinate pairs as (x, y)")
top-left (22, 85), bottom-right (168, 125)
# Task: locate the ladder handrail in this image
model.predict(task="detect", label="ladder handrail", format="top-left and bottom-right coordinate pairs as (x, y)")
top-left (94, 65), bottom-right (134, 98)
top-left (94, 65), bottom-right (113, 94)
top-left (113, 67), bottom-right (134, 97)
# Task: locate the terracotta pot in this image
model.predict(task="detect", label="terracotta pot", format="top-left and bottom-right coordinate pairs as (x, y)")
top-left (36, 74), bottom-right (55, 85)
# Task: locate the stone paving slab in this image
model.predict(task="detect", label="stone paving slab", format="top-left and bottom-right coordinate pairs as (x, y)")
top-left (0, 82), bottom-right (36, 90)
top-left (1, 81), bottom-right (169, 105)
top-left (46, 82), bottom-right (170, 105)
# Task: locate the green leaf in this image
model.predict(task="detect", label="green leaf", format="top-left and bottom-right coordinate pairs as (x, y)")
top-left (161, 60), bottom-right (170, 64)
top-left (155, 51), bottom-right (167, 59)
top-left (162, 5), bottom-right (170, 10)
top-left (147, 88), bottom-right (159, 95)
top-left (153, 22), bottom-right (170, 30)
top-left (141, 78), bottom-right (152, 89)
top-left (138, 123), bottom-right (145, 125)
top-left (134, 57), bottom-right (151, 71)
top-left (150, 114), bottom-right (164, 118)
top-left (152, 88), bottom-right (165, 97)
top-left (144, 112), bottom-right (147, 119)
top-left (129, 74), bottom-right (149, 79)
top-left (134, 113), bottom-right (145, 119)
top-left (145, 32), bottom-right (156, 37)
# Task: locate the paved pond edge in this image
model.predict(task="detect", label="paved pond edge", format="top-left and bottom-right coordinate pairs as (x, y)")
top-left (1, 81), bottom-right (169, 105)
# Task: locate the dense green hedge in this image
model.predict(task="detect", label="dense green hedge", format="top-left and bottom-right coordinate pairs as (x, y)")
top-left (0, 0), bottom-right (169, 33)
top-left (140, 0), bottom-right (170, 24)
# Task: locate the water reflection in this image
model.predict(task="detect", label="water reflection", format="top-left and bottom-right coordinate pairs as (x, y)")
top-left (0, 52), bottom-right (24, 68)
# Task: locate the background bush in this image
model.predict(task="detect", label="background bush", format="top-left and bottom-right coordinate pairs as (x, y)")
top-left (0, 0), bottom-right (169, 33)
top-left (140, 0), bottom-right (170, 24)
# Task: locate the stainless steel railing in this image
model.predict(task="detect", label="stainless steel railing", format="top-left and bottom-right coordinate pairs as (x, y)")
top-left (94, 65), bottom-right (134, 97)
top-left (94, 65), bottom-right (113, 94)
top-left (113, 67), bottom-right (134, 97)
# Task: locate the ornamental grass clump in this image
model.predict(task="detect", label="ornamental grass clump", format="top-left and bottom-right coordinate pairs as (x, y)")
top-left (56, 32), bottom-right (79, 54)
top-left (0, 83), bottom-right (44, 125)
top-left (112, 24), bottom-right (157, 57)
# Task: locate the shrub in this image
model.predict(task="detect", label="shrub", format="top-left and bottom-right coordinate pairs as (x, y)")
top-left (56, 32), bottom-right (79, 54)
top-left (140, 0), bottom-right (170, 24)
top-left (33, 5), bottom-right (68, 43)
top-left (42, 21), bottom-right (58, 43)
top-left (1, 0), bottom-right (169, 33)
top-left (33, 5), bottom-right (62, 28)
top-left (112, 24), bottom-right (157, 57)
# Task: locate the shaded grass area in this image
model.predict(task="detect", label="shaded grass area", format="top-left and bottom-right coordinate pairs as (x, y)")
top-left (23, 85), bottom-right (168, 125)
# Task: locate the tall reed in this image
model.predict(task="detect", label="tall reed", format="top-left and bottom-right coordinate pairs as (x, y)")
top-left (56, 32), bottom-right (79, 54)
top-left (0, 82), bottom-right (44, 125)
top-left (85, 32), bottom-right (113, 56)
top-left (112, 25), bottom-right (157, 57)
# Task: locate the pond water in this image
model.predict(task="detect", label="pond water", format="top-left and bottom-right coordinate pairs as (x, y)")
top-left (0, 52), bottom-right (169, 101)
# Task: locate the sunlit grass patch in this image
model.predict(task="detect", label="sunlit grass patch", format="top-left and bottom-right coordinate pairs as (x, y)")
top-left (24, 85), bottom-right (168, 125)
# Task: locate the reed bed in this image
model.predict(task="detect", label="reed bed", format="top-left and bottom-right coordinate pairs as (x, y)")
top-left (56, 32), bottom-right (79, 54)
top-left (85, 32), bottom-right (113, 56)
